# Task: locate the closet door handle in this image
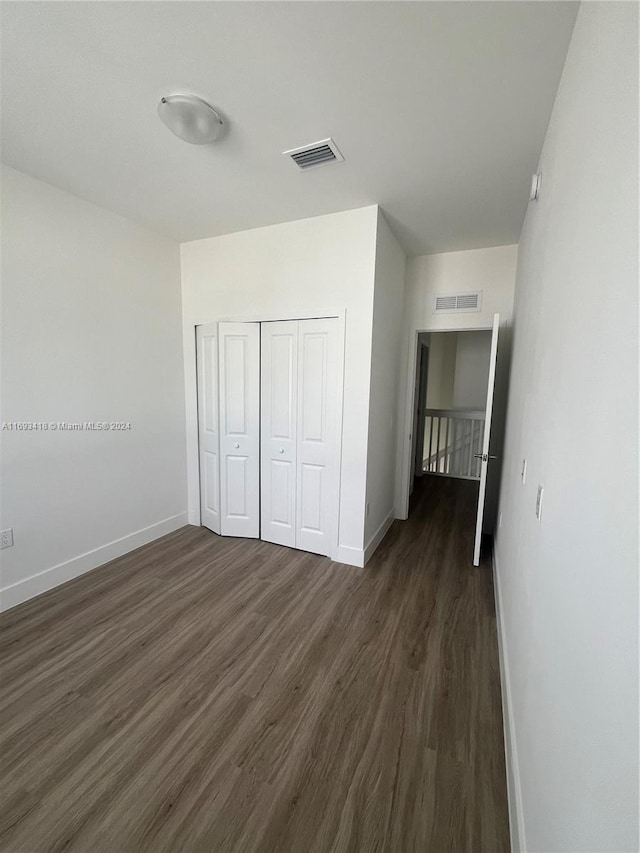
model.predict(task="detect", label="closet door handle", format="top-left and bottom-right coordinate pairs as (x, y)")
top-left (234, 442), bottom-right (240, 449)
top-left (279, 448), bottom-right (285, 453)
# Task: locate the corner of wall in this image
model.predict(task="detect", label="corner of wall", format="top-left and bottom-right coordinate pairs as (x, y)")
top-left (492, 542), bottom-right (526, 853)
top-left (364, 210), bottom-right (407, 557)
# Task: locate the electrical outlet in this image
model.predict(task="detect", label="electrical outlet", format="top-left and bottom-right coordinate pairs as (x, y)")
top-left (521, 459), bottom-right (527, 484)
top-left (1, 528), bottom-right (14, 549)
top-left (535, 486), bottom-right (544, 522)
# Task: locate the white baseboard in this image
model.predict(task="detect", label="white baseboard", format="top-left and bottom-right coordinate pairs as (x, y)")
top-left (492, 543), bottom-right (526, 853)
top-left (363, 510), bottom-right (395, 565)
top-left (333, 544), bottom-right (365, 568)
top-left (0, 512), bottom-right (188, 612)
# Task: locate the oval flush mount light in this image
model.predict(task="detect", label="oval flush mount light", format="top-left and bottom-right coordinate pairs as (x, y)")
top-left (158, 94), bottom-right (224, 144)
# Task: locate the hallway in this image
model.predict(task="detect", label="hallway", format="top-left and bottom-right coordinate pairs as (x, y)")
top-left (0, 477), bottom-right (509, 852)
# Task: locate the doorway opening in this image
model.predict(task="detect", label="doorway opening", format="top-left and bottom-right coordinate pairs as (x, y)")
top-left (413, 329), bottom-right (492, 485)
top-left (407, 316), bottom-right (500, 565)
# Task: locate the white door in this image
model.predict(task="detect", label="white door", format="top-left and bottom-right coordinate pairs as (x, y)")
top-left (296, 318), bottom-right (339, 557)
top-left (473, 313), bottom-right (500, 566)
top-left (218, 322), bottom-right (260, 538)
top-left (261, 321), bottom-right (298, 547)
top-left (196, 323), bottom-right (221, 534)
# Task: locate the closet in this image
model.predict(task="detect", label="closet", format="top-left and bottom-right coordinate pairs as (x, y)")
top-left (196, 317), bottom-right (340, 558)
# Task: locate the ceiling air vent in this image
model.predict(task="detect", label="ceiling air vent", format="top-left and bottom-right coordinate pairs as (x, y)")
top-left (434, 291), bottom-right (483, 314)
top-left (283, 138), bottom-right (344, 170)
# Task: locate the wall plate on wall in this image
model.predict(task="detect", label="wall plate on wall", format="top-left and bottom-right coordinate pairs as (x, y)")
top-left (530, 172), bottom-right (542, 201)
top-left (536, 484), bottom-right (544, 521)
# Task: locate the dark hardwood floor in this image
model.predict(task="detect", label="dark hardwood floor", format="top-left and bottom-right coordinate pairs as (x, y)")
top-left (0, 476), bottom-right (509, 852)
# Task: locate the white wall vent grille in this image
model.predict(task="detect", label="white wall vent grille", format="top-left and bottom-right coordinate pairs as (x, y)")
top-left (434, 291), bottom-right (483, 314)
top-left (283, 138), bottom-right (344, 170)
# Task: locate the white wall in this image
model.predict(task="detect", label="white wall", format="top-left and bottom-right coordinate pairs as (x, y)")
top-left (180, 206), bottom-right (379, 565)
top-left (364, 210), bottom-right (406, 552)
top-left (425, 333), bottom-right (457, 409)
top-left (0, 166), bottom-right (187, 610)
top-left (404, 244), bottom-right (517, 334)
top-left (495, 4), bottom-right (639, 851)
top-left (453, 330), bottom-right (492, 410)
top-left (396, 244), bottom-right (517, 517)
top-left (425, 330), bottom-right (492, 411)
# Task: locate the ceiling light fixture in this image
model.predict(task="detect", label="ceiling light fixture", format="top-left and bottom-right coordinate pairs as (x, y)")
top-left (158, 94), bottom-right (224, 144)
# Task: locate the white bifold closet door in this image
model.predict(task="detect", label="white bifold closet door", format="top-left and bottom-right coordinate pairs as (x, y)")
top-left (196, 323), bottom-right (221, 534)
top-left (260, 321), bottom-right (298, 547)
top-left (261, 318), bottom-right (339, 557)
top-left (218, 322), bottom-right (260, 538)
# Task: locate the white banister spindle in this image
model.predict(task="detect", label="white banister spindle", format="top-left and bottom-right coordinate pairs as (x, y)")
top-left (454, 419), bottom-right (460, 472)
top-left (432, 416), bottom-right (436, 473)
top-left (444, 418), bottom-right (450, 474)
top-left (428, 417), bottom-right (433, 471)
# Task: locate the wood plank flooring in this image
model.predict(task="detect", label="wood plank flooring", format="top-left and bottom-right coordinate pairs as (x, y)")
top-left (0, 476), bottom-right (509, 852)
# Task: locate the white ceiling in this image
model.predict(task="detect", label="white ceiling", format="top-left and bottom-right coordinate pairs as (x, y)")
top-left (1, 1), bottom-right (578, 255)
